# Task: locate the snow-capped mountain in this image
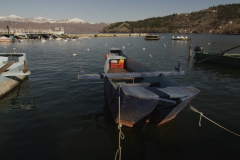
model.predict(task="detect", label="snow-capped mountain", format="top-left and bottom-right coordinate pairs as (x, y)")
top-left (57, 18), bottom-right (87, 24)
top-left (2, 14), bottom-right (25, 22)
top-left (0, 14), bottom-right (90, 24)
top-left (25, 17), bottom-right (56, 23)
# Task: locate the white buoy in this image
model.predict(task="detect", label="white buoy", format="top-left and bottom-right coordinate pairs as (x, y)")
top-left (149, 54), bottom-right (153, 57)
top-left (87, 48), bottom-right (90, 51)
top-left (143, 48), bottom-right (146, 50)
top-left (123, 46), bottom-right (125, 49)
top-left (208, 43), bottom-right (210, 45)
top-left (73, 53), bottom-right (77, 56)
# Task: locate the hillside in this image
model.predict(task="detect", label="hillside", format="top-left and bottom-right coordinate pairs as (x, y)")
top-left (100, 3), bottom-right (240, 34)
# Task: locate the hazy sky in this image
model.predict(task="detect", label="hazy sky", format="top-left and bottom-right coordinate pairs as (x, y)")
top-left (0, 0), bottom-right (239, 23)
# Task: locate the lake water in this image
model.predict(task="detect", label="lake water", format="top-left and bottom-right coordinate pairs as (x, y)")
top-left (0, 34), bottom-right (240, 160)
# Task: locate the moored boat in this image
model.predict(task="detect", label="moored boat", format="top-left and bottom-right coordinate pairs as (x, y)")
top-left (0, 36), bottom-right (14, 42)
top-left (0, 53), bottom-right (31, 98)
top-left (144, 35), bottom-right (159, 40)
top-left (194, 46), bottom-right (240, 69)
top-left (78, 48), bottom-right (200, 127)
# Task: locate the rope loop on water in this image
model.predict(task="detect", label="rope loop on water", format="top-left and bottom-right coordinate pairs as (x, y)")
top-left (115, 86), bottom-right (125, 160)
top-left (189, 104), bottom-right (240, 137)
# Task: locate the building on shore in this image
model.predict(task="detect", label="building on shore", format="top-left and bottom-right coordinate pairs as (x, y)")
top-left (0, 27), bottom-right (64, 35)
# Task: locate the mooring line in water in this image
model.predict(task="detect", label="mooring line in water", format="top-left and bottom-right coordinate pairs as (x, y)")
top-left (115, 85), bottom-right (125, 160)
top-left (189, 104), bottom-right (240, 137)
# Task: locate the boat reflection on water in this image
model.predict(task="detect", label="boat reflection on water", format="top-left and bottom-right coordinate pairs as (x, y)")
top-left (193, 61), bottom-right (240, 79)
top-left (102, 104), bottom-right (183, 160)
top-left (0, 78), bottom-right (35, 111)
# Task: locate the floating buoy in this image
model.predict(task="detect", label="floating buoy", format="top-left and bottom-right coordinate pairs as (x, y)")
top-left (149, 54), bottom-right (153, 57)
top-left (143, 48), bottom-right (146, 50)
top-left (73, 53), bottom-right (77, 56)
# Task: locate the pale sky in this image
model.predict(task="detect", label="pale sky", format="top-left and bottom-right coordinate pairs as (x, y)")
top-left (0, 0), bottom-right (239, 23)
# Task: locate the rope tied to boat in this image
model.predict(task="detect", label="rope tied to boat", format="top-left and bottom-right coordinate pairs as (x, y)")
top-left (189, 104), bottom-right (240, 137)
top-left (115, 85), bottom-right (125, 160)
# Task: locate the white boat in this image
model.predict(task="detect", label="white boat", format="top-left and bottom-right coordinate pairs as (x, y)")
top-left (41, 39), bottom-right (46, 43)
top-left (0, 53), bottom-right (31, 98)
top-left (0, 36), bottom-right (13, 42)
top-left (55, 37), bottom-right (62, 40)
top-left (172, 36), bottom-right (191, 41)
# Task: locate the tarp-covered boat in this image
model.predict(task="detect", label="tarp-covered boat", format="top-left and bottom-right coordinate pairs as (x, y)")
top-left (78, 48), bottom-right (200, 127)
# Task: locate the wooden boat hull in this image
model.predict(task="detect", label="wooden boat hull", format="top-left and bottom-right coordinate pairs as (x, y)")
top-left (0, 53), bottom-right (31, 98)
top-left (195, 51), bottom-right (240, 68)
top-left (104, 55), bottom-right (199, 127)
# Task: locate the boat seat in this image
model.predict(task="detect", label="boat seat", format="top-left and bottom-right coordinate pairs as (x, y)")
top-left (145, 87), bottom-right (170, 98)
top-left (115, 82), bottom-right (160, 88)
top-left (0, 57), bottom-right (8, 63)
top-left (156, 86), bottom-right (199, 98)
top-left (0, 61), bottom-right (14, 74)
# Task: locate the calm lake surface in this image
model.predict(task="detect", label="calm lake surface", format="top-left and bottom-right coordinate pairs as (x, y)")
top-left (0, 34), bottom-right (240, 160)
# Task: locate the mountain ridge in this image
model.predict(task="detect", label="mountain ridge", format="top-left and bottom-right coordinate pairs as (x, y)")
top-left (0, 14), bottom-right (108, 33)
top-left (0, 14), bottom-right (95, 24)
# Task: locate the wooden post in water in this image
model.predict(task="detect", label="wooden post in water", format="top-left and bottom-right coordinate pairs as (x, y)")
top-left (188, 45), bottom-right (192, 59)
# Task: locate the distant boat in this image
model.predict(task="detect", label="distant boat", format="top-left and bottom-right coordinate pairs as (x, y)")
top-left (144, 35), bottom-right (159, 40)
top-left (194, 45), bottom-right (240, 69)
top-left (78, 48), bottom-right (200, 127)
top-left (41, 39), bottom-right (46, 43)
top-left (55, 37), bottom-right (62, 40)
top-left (0, 36), bottom-right (14, 42)
top-left (172, 36), bottom-right (191, 41)
top-left (13, 33), bottom-right (29, 39)
top-left (0, 53), bottom-right (31, 98)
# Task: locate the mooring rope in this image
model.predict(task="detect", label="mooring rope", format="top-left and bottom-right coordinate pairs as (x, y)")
top-left (115, 86), bottom-right (125, 160)
top-left (189, 104), bottom-right (240, 137)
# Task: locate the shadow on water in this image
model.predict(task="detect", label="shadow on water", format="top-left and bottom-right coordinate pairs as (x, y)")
top-left (190, 58), bottom-right (240, 79)
top-left (102, 103), bottom-right (184, 160)
top-left (0, 78), bottom-right (36, 112)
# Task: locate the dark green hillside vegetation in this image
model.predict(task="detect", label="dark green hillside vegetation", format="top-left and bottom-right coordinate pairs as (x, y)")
top-left (100, 3), bottom-right (240, 34)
